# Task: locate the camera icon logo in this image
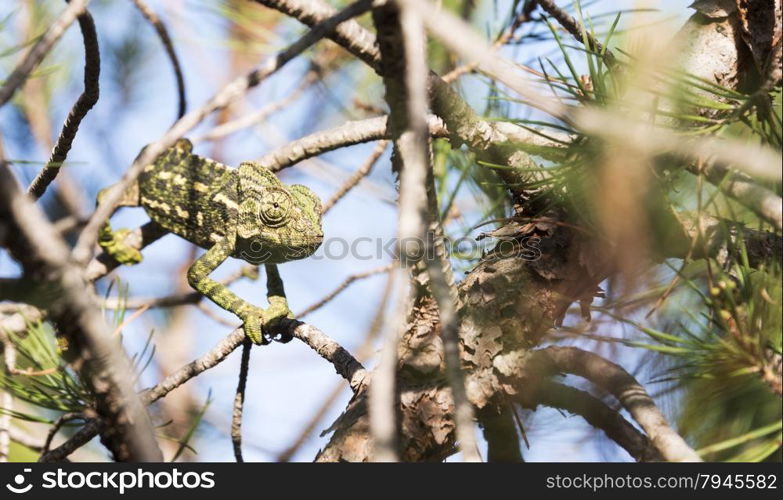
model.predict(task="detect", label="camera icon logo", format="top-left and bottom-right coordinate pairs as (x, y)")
top-left (5, 468), bottom-right (33, 494)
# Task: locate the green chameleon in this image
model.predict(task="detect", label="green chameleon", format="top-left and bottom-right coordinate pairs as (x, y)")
top-left (98, 138), bottom-right (323, 344)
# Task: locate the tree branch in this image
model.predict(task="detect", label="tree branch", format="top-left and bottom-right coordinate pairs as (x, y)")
top-left (668, 212), bottom-right (782, 268)
top-left (41, 412), bottom-right (86, 457)
top-left (527, 346), bottom-right (702, 462)
top-left (529, 380), bottom-right (662, 462)
top-left (253, 0), bottom-right (546, 197)
top-left (39, 419), bottom-right (102, 462)
top-left (231, 339), bottom-right (252, 463)
top-left (476, 403), bottom-right (523, 462)
top-left (278, 268), bottom-right (394, 462)
top-left (260, 116), bottom-right (447, 173)
top-left (277, 319), bottom-right (367, 392)
top-left (414, 1), bottom-right (566, 118)
top-left (9, 427), bottom-right (45, 453)
top-left (377, 0), bottom-right (481, 462)
top-left (194, 65), bottom-right (319, 143)
top-left (322, 140), bottom-right (389, 214)
top-left (534, 0), bottom-right (616, 66)
top-left (296, 264), bottom-right (393, 318)
top-left (690, 162), bottom-right (783, 233)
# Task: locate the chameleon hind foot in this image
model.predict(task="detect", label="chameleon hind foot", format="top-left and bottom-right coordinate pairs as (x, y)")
top-left (99, 227), bottom-right (143, 265)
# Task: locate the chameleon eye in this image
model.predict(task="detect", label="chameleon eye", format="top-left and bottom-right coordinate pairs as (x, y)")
top-left (259, 189), bottom-right (291, 227)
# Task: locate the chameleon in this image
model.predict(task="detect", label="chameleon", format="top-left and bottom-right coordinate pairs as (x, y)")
top-left (97, 138), bottom-right (323, 344)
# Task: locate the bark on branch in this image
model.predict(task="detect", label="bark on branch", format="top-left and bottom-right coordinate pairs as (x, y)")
top-left (526, 346), bottom-right (702, 462)
top-left (0, 145), bottom-right (162, 462)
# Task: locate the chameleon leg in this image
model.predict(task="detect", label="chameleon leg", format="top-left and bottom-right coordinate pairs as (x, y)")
top-left (96, 182), bottom-right (143, 264)
top-left (263, 264), bottom-right (294, 343)
top-left (187, 238), bottom-right (291, 345)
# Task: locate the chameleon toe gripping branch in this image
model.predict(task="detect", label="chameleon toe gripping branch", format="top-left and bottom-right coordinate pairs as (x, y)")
top-left (97, 138), bottom-right (323, 344)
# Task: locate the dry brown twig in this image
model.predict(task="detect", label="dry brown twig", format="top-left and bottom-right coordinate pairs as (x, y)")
top-left (27, 2), bottom-right (100, 200)
top-left (533, 0), bottom-right (616, 66)
top-left (130, 0), bottom-right (187, 120)
top-left (296, 264), bottom-right (394, 318)
top-left (529, 346), bottom-right (702, 461)
top-left (322, 140), bottom-right (389, 214)
top-left (195, 65), bottom-right (320, 143)
top-left (41, 412), bottom-right (87, 457)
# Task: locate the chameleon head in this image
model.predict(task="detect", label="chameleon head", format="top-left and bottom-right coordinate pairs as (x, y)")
top-left (236, 163), bottom-right (323, 265)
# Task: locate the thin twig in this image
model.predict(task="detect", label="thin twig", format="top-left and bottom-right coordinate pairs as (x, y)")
top-left (131, 0), bottom-right (187, 119)
top-left (254, 0), bottom-right (380, 69)
top-left (0, 307), bottom-right (53, 377)
top-left (195, 66), bottom-right (319, 143)
top-left (413, 1), bottom-right (566, 118)
top-left (529, 346), bottom-right (702, 462)
top-left (688, 161), bottom-right (783, 233)
top-left (41, 412), bottom-right (86, 456)
top-left (277, 270), bottom-right (394, 462)
top-left (534, 0), bottom-right (616, 67)
top-left (442, 3), bottom-right (535, 83)
top-left (197, 302), bottom-right (240, 327)
top-left (143, 329), bottom-right (246, 404)
top-left (254, 0), bottom-right (553, 195)
top-left (103, 265), bottom-right (258, 310)
top-left (322, 140), bottom-right (389, 214)
top-left (72, 0), bottom-right (378, 263)
top-left (0, 0), bottom-right (90, 106)
top-left (231, 339), bottom-right (252, 463)
top-left (42, 319), bottom-right (365, 461)
top-left (110, 304), bottom-right (149, 336)
top-left (296, 264), bottom-right (393, 318)
top-left (27, 2), bottom-right (100, 200)
top-left (39, 419), bottom-right (102, 462)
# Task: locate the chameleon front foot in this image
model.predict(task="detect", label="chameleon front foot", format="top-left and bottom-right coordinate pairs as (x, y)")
top-left (238, 299), bottom-right (292, 345)
top-left (238, 306), bottom-right (269, 345)
top-left (98, 227), bottom-right (143, 265)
